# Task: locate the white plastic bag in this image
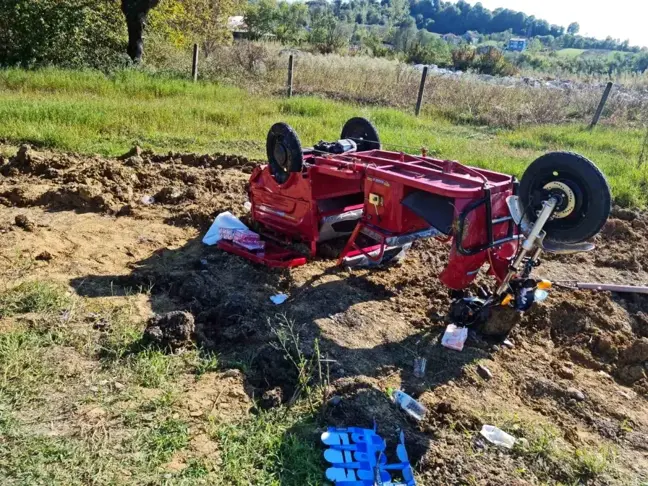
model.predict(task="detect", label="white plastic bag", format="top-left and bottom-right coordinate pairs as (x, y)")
top-left (202, 211), bottom-right (249, 246)
top-left (480, 425), bottom-right (516, 449)
top-left (441, 324), bottom-right (468, 352)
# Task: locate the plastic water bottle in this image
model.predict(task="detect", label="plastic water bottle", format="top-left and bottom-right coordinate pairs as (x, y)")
top-left (480, 425), bottom-right (516, 449)
top-left (392, 390), bottom-right (427, 421)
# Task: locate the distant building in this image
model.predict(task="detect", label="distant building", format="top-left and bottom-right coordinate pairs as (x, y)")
top-left (508, 38), bottom-right (527, 51)
top-left (228, 16), bottom-right (248, 40)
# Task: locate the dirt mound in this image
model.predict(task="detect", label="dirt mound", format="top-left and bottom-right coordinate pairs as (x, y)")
top-left (0, 145), bottom-right (255, 227)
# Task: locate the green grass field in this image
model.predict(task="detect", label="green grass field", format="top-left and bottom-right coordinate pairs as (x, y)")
top-left (556, 48), bottom-right (586, 58)
top-left (556, 48), bottom-right (631, 60)
top-left (0, 68), bottom-right (647, 207)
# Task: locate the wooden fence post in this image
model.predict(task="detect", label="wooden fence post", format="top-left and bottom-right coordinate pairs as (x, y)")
top-left (415, 66), bottom-right (428, 117)
top-left (589, 81), bottom-right (613, 129)
top-left (191, 44), bottom-right (199, 82)
top-left (287, 54), bottom-right (294, 98)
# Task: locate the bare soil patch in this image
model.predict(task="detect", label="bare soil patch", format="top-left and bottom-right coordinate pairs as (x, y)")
top-left (2, 146), bottom-right (648, 484)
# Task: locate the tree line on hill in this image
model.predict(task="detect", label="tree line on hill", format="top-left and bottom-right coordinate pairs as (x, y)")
top-left (0, 0), bottom-right (646, 77)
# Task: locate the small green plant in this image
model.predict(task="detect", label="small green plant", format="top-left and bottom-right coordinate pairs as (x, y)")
top-left (0, 281), bottom-right (70, 317)
top-left (139, 417), bottom-right (190, 463)
top-left (191, 350), bottom-right (220, 377)
top-left (126, 348), bottom-right (183, 387)
top-left (209, 407), bottom-right (322, 485)
top-left (269, 314), bottom-right (328, 410)
top-left (573, 445), bottom-right (616, 479)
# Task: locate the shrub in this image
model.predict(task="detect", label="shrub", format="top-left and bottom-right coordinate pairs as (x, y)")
top-left (405, 39), bottom-right (452, 67)
top-left (452, 46), bottom-right (477, 71)
top-left (0, 0), bottom-right (127, 70)
top-left (473, 47), bottom-right (518, 76)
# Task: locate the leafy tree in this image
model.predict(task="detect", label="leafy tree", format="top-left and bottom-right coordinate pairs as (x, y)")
top-left (149, 0), bottom-right (238, 56)
top-left (634, 51), bottom-right (648, 73)
top-left (0, 0), bottom-right (126, 68)
top-left (567, 22), bottom-right (580, 35)
top-left (275, 2), bottom-right (309, 44)
top-left (245, 0), bottom-right (278, 40)
top-left (392, 17), bottom-right (418, 51)
top-left (309, 9), bottom-right (351, 53)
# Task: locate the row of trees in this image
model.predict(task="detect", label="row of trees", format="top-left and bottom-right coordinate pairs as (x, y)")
top-left (0, 0), bottom-right (645, 79)
top-left (242, 0), bottom-right (648, 77)
top-left (0, 0), bottom-right (241, 68)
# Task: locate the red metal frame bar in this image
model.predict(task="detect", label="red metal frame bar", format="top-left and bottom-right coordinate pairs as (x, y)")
top-left (217, 240), bottom-right (307, 268)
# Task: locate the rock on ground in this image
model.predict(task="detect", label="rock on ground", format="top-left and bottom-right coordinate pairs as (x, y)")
top-left (144, 311), bottom-right (195, 351)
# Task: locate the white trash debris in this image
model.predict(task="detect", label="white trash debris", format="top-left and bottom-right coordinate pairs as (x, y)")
top-left (441, 324), bottom-right (468, 352)
top-left (480, 425), bottom-right (516, 449)
top-left (202, 211), bottom-right (264, 251)
top-left (140, 195), bottom-right (155, 205)
top-left (413, 357), bottom-right (427, 378)
top-left (270, 293), bottom-right (289, 305)
top-left (392, 390), bottom-right (427, 421)
top-left (244, 201), bottom-right (252, 211)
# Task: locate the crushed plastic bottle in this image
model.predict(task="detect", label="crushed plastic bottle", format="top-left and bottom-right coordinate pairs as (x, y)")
top-left (480, 425), bottom-right (516, 449)
top-left (392, 390), bottom-right (427, 421)
top-left (413, 357), bottom-right (427, 378)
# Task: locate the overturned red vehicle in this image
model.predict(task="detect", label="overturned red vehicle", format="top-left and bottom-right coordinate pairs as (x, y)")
top-left (219, 118), bottom-right (611, 326)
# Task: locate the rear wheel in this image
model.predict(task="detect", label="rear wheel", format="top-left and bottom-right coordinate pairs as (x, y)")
top-left (519, 151), bottom-right (611, 243)
top-left (266, 122), bottom-right (303, 184)
top-left (341, 117), bottom-right (381, 152)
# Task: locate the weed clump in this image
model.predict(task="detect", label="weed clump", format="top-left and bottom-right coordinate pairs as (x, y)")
top-left (0, 281), bottom-right (70, 317)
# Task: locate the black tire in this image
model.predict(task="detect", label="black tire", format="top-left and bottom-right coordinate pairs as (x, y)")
top-left (519, 151), bottom-right (611, 244)
top-left (266, 122), bottom-right (303, 184)
top-left (341, 117), bottom-right (381, 152)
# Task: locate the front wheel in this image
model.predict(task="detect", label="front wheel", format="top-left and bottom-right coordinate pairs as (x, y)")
top-left (519, 151), bottom-right (611, 244)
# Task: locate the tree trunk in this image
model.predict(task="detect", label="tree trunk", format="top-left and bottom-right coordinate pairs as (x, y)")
top-left (125, 12), bottom-right (145, 62)
top-left (121, 0), bottom-right (160, 63)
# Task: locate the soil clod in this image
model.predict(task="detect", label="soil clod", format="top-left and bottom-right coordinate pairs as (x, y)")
top-left (144, 311), bottom-right (195, 351)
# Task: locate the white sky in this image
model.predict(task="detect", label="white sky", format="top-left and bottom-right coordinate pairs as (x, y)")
top-left (455, 0), bottom-right (648, 48)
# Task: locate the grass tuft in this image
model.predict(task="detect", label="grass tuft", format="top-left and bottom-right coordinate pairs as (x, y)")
top-left (0, 281), bottom-right (70, 317)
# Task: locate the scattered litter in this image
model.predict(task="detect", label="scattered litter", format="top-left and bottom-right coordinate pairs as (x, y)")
top-left (392, 390), bottom-right (427, 421)
top-left (413, 357), bottom-right (427, 378)
top-left (270, 293), bottom-right (289, 305)
top-left (140, 195), bottom-right (155, 205)
top-left (477, 364), bottom-right (493, 380)
top-left (328, 395), bottom-right (342, 407)
top-left (480, 425), bottom-right (516, 449)
top-left (441, 324), bottom-right (468, 352)
top-left (321, 424), bottom-right (416, 485)
top-left (203, 211), bottom-right (264, 251)
top-left (502, 339), bottom-right (515, 349)
top-left (244, 201), bottom-right (252, 211)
